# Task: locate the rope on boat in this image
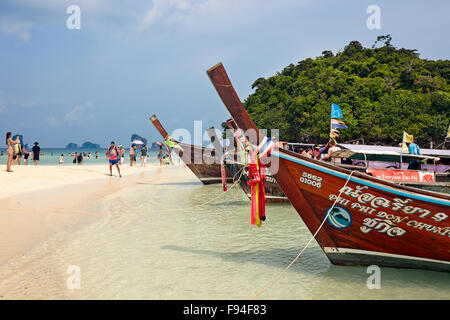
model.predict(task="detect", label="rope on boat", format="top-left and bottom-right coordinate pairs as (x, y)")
top-left (250, 170), bottom-right (356, 300)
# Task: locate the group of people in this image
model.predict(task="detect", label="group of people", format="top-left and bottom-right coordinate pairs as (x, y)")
top-left (298, 139), bottom-right (343, 163)
top-left (129, 144), bottom-right (148, 167)
top-left (5, 132), bottom-right (41, 172)
top-left (65, 151), bottom-right (101, 164)
top-left (295, 138), bottom-right (422, 170)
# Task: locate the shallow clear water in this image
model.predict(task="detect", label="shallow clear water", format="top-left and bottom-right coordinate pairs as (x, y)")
top-left (0, 148), bottom-right (161, 166)
top-left (0, 170), bottom-right (449, 299)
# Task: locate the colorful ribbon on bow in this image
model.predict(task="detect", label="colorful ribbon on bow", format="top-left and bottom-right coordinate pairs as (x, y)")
top-left (247, 137), bottom-right (275, 227)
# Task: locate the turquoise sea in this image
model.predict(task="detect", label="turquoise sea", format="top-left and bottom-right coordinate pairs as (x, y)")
top-left (0, 148), bottom-right (161, 166)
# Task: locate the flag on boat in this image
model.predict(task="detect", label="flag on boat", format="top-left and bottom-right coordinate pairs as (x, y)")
top-left (330, 104), bottom-right (347, 140)
top-left (331, 103), bottom-right (343, 119)
top-left (331, 119), bottom-right (348, 130)
top-left (401, 131), bottom-right (414, 153)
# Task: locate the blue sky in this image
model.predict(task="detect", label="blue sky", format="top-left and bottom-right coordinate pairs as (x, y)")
top-left (0, 0), bottom-right (449, 147)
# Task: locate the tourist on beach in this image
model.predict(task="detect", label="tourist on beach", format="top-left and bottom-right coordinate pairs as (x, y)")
top-left (119, 145), bottom-right (125, 165)
top-left (106, 141), bottom-right (122, 177)
top-left (157, 146), bottom-right (164, 166)
top-left (407, 139), bottom-right (421, 170)
top-left (23, 148), bottom-right (30, 165)
top-left (130, 145), bottom-right (136, 166)
top-left (140, 145), bottom-right (148, 167)
top-left (32, 142), bottom-right (40, 166)
top-left (77, 152), bottom-right (83, 164)
top-left (95, 151), bottom-right (99, 159)
top-left (59, 154), bottom-right (64, 164)
top-left (73, 152), bottom-right (77, 163)
top-left (5, 132), bottom-right (20, 172)
top-left (13, 139), bottom-right (23, 165)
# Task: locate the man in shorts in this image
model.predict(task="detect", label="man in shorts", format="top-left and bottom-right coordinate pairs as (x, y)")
top-left (106, 141), bottom-right (122, 177)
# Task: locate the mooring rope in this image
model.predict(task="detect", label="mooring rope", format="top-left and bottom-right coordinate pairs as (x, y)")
top-left (250, 170), bottom-right (356, 299)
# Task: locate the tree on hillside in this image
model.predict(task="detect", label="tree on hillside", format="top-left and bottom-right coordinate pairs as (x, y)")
top-left (239, 36), bottom-right (450, 146)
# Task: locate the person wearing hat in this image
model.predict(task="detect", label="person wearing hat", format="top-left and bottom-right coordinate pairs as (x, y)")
top-left (32, 142), bottom-right (40, 166)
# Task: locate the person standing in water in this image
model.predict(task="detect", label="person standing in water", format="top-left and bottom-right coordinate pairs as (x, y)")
top-left (5, 132), bottom-right (20, 172)
top-left (106, 141), bottom-right (121, 177)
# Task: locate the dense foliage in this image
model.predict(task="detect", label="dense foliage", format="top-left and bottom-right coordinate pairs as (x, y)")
top-left (239, 36), bottom-right (449, 146)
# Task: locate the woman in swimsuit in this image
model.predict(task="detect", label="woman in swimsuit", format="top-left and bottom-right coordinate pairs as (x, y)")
top-left (6, 132), bottom-right (20, 172)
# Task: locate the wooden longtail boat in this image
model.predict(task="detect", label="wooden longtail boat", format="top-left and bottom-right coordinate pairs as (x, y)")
top-left (206, 126), bottom-right (289, 203)
top-left (149, 115), bottom-right (233, 185)
top-left (207, 63), bottom-right (450, 272)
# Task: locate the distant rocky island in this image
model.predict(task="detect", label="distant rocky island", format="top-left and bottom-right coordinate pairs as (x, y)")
top-left (65, 141), bottom-right (101, 149)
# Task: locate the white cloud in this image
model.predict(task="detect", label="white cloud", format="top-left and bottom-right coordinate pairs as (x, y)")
top-left (139, 0), bottom-right (258, 30)
top-left (0, 17), bottom-right (32, 42)
top-left (46, 103), bottom-right (94, 127)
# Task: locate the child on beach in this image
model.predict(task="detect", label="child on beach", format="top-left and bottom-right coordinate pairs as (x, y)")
top-left (106, 141), bottom-right (122, 177)
top-left (23, 148), bottom-right (29, 165)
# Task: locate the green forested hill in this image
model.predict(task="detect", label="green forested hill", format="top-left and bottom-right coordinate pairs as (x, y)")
top-left (241, 36), bottom-right (449, 146)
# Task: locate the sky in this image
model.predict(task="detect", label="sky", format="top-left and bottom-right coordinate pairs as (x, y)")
top-left (0, 0), bottom-right (449, 147)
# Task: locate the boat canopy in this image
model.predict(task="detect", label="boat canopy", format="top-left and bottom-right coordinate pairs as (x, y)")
top-left (331, 149), bottom-right (438, 163)
top-left (339, 143), bottom-right (450, 158)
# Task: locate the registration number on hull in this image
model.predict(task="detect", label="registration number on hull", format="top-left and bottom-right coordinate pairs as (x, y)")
top-left (299, 171), bottom-right (322, 189)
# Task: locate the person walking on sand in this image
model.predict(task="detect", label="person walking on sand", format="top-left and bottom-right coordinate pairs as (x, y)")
top-left (32, 142), bottom-right (40, 166)
top-left (106, 141), bottom-right (122, 177)
top-left (59, 153), bottom-right (64, 164)
top-left (5, 132), bottom-right (20, 172)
